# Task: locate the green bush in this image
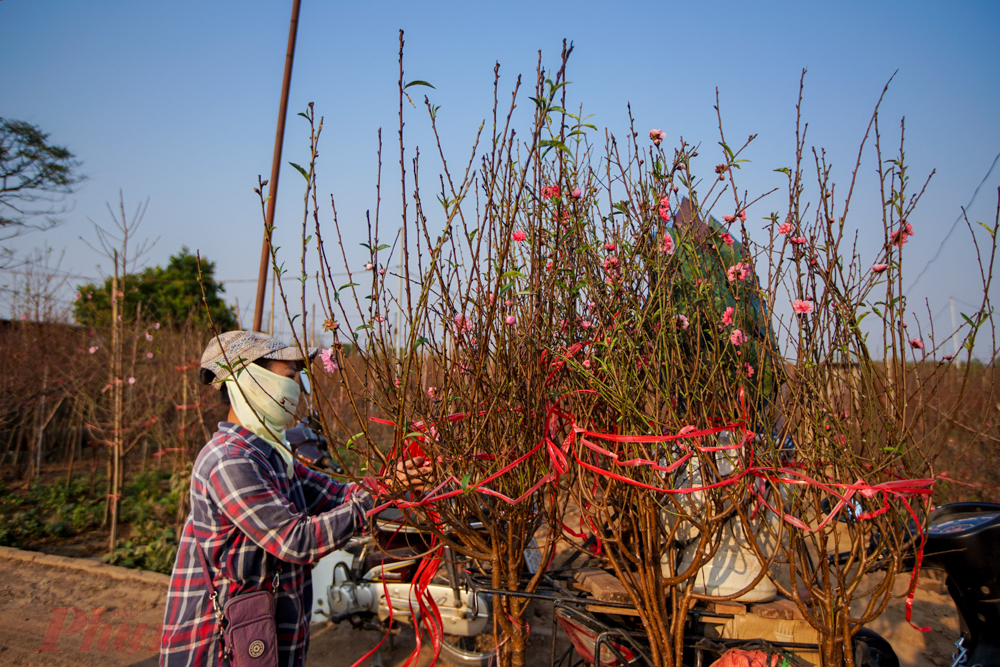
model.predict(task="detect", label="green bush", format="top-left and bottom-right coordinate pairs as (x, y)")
top-left (0, 472), bottom-right (179, 566)
top-left (105, 520), bottom-right (178, 573)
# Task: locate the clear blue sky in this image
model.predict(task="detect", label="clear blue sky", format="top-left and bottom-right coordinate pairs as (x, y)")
top-left (2, 0), bottom-right (999, 353)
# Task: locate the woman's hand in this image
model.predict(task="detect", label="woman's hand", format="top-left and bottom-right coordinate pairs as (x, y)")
top-left (392, 456), bottom-right (435, 493)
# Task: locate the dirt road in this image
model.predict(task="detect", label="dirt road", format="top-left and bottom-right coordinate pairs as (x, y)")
top-left (0, 546), bottom-right (958, 666)
top-left (0, 546), bottom-right (562, 667)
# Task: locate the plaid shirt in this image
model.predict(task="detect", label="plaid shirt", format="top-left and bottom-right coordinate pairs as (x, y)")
top-left (160, 423), bottom-right (373, 667)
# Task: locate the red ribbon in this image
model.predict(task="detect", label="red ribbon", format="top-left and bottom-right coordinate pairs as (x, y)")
top-left (366, 383), bottom-right (933, 631)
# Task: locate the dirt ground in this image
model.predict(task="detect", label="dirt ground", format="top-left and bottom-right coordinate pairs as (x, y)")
top-left (0, 549), bottom-right (566, 667)
top-left (0, 547), bottom-right (958, 667)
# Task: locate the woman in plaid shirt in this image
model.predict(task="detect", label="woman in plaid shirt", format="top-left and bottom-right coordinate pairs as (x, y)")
top-left (160, 331), bottom-right (431, 666)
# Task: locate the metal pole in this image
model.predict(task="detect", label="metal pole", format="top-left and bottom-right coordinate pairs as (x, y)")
top-left (253, 0), bottom-right (303, 332)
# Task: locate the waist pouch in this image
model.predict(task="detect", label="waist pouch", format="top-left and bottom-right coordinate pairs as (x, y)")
top-left (222, 589), bottom-right (278, 667)
top-left (196, 542), bottom-right (280, 667)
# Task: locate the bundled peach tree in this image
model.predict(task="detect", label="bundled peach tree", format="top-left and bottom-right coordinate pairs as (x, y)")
top-left (268, 40), bottom-right (998, 667)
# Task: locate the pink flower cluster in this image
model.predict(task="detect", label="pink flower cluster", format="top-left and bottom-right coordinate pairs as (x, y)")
top-left (726, 262), bottom-right (752, 283)
top-left (512, 229), bottom-right (527, 243)
top-left (730, 329), bottom-right (746, 346)
top-left (777, 222), bottom-right (792, 235)
top-left (649, 129), bottom-right (666, 146)
top-left (676, 314), bottom-right (690, 330)
top-left (603, 255), bottom-right (620, 283)
top-left (660, 232), bottom-right (675, 255)
top-left (319, 348), bottom-right (339, 373)
top-left (891, 223), bottom-right (915, 248)
top-left (721, 306), bottom-right (735, 326)
top-left (792, 299), bottom-right (814, 315)
top-left (658, 196), bottom-right (671, 222)
top-left (541, 185), bottom-right (561, 199)
top-left (453, 313), bottom-right (473, 334)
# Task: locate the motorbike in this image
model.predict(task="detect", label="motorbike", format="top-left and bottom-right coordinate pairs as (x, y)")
top-left (549, 500), bottom-right (1000, 667)
top-left (309, 506), bottom-right (495, 667)
top-left (287, 422), bottom-right (495, 667)
top-left (921, 501), bottom-right (1000, 667)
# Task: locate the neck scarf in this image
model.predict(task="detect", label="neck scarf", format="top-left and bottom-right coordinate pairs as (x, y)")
top-left (227, 362), bottom-right (300, 476)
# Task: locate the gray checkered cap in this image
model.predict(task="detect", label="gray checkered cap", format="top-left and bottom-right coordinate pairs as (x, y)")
top-left (200, 330), bottom-right (318, 387)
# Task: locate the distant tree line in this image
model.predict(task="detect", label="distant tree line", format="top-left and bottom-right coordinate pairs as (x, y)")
top-left (73, 247), bottom-right (237, 330)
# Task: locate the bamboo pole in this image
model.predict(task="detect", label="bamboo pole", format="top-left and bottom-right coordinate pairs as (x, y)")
top-left (109, 250), bottom-right (122, 553)
top-left (253, 0), bottom-right (303, 332)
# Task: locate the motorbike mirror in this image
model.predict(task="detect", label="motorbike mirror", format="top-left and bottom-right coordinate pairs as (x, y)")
top-left (299, 369), bottom-right (312, 396)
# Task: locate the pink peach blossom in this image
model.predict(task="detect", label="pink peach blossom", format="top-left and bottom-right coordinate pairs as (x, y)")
top-left (891, 223), bottom-right (914, 248)
top-left (660, 233), bottom-right (675, 255)
top-left (721, 306), bottom-right (735, 326)
top-left (790, 236), bottom-right (807, 245)
top-left (512, 230), bottom-right (527, 242)
top-left (726, 262), bottom-right (751, 282)
top-left (676, 314), bottom-right (690, 330)
top-left (777, 222), bottom-right (792, 235)
top-left (649, 129), bottom-right (666, 146)
top-left (730, 329), bottom-right (746, 346)
top-left (453, 314), bottom-right (473, 334)
top-left (571, 188), bottom-right (582, 198)
top-left (872, 263), bottom-right (889, 273)
top-left (792, 299), bottom-right (814, 315)
top-left (505, 315), bottom-right (517, 325)
top-left (658, 196), bottom-right (671, 222)
top-left (909, 338), bottom-right (924, 350)
top-left (720, 232), bottom-right (734, 246)
top-left (319, 348), bottom-right (339, 372)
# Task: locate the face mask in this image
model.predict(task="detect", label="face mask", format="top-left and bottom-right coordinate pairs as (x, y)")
top-left (227, 362), bottom-right (300, 476)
